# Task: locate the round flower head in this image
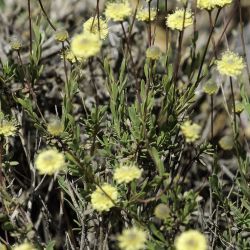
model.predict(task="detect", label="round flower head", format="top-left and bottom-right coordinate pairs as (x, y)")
top-left (13, 243), bottom-right (36, 250)
top-left (136, 8), bottom-right (157, 22)
top-left (10, 37), bottom-right (22, 50)
top-left (71, 33), bottom-right (102, 58)
top-left (219, 135), bottom-right (234, 150)
top-left (175, 230), bottom-right (207, 250)
top-left (146, 45), bottom-right (161, 60)
top-left (197, 0), bottom-right (216, 10)
top-left (167, 9), bottom-right (193, 31)
top-left (91, 183), bottom-right (118, 212)
top-left (203, 81), bottom-right (218, 95)
top-left (117, 227), bottom-right (147, 250)
top-left (0, 118), bottom-right (17, 137)
top-left (181, 120), bottom-right (201, 143)
top-left (235, 101), bottom-right (244, 113)
top-left (216, 51), bottom-right (245, 78)
top-left (215, 0), bottom-right (232, 8)
top-left (47, 118), bottom-right (64, 136)
top-left (114, 164), bottom-right (142, 184)
top-left (105, 2), bottom-right (132, 22)
top-left (154, 203), bottom-right (170, 220)
top-left (83, 17), bottom-right (108, 40)
top-left (54, 29), bottom-right (69, 42)
top-left (35, 149), bottom-right (65, 175)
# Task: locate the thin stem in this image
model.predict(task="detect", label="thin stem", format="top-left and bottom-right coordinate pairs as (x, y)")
top-left (195, 9), bottom-right (221, 85)
top-left (165, 0), bottom-right (169, 54)
top-left (62, 42), bottom-right (69, 98)
top-left (230, 77), bottom-right (237, 135)
top-left (208, 10), bottom-right (217, 59)
top-left (28, 0), bottom-right (32, 54)
top-left (211, 95), bottom-right (214, 140)
top-left (148, 1), bottom-right (151, 46)
top-left (38, 0), bottom-right (56, 31)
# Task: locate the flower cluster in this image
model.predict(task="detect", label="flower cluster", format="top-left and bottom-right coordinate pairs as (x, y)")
top-left (83, 17), bottom-right (108, 40)
top-left (216, 51), bottom-right (245, 78)
top-left (136, 8), bottom-right (157, 22)
top-left (117, 227), bottom-right (147, 250)
top-left (0, 114), bottom-right (17, 137)
top-left (13, 243), bottom-right (36, 250)
top-left (114, 164), bottom-right (142, 184)
top-left (35, 148), bottom-right (65, 175)
top-left (175, 230), bottom-right (207, 250)
top-left (167, 9), bottom-right (193, 31)
top-left (105, 1), bottom-right (132, 22)
top-left (181, 120), bottom-right (201, 143)
top-left (91, 183), bottom-right (118, 212)
top-left (197, 0), bottom-right (233, 10)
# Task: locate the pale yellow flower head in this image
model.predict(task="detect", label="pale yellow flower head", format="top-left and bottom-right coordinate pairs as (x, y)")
top-left (54, 29), bottom-right (69, 42)
top-left (167, 9), bottom-right (193, 31)
top-left (154, 203), bottom-right (170, 220)
top-left (91, 183), bottom-right (118, 212)
top-left (215, 0), bottom-right (232, 8)
top-left (10, 37), bottom-right (22, 50)
top-left (203, 81), bottom-right (218, 95)
top-left (47, 118), bottom-right (64, 136)
top-left (181, 120), bottom-right (201, 143)
top-left (197, 0), bottom-right (232, 9)
top-left (146, 45), bottom-right (161, 60)
top-left (175, 230), bottom-right (207, 250)
top-left (114, 164), bottom-right (142, 184)
top-left (216, 51), bottom-right (245, 78)
top-left (105, 2), bottom-right (132, 21)
top-left (35, 149), bottom-right (65, 175)
top-left (197, 0), bottom-right (217, 10)
top-left (117, 227), bottom-right (147, 250)
top-left (136, 8), bottom-right (157, 22)
top-left (0, 118), bottom-right (17, 137)
top-left (71, 33), bottom-right (102, 58)
top-left (83, 17), bottom-right (108, 40)
top-left (219, 135), bottom-right (234, 150)
top-left (13, 243), bottom-right (36, 250)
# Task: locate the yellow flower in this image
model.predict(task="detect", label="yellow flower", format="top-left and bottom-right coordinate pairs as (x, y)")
top-left (136, 8), bottom-right (157, 22)
top-left (203, 81), bottom-right (218, 95)
top-left (117, 227), bottom-right (147, 250)
top-left (54, 29), bottom-right (69, 42)
top-left (35, 149), bottom-right (65, 175)
top-left (47, 118), bottom-right (64, 136)
top-left (235, 101), bottom-right (244, 113)
top-left (0, 244), bottom-right (7, 250)
top-left (197, 0), bottom-right (216, 10)
top-left (105, 2), bottom-right (132, 22)
top-left (219, 135), bottom-right (234, 150)
top-left (0, 119), bottom-right (17, 137)
top-left (181, 120), bottom-right (201, 143)
top-left (216, 51), bottom-right (245, 78)
top-left (166, 9), bottom-right (193, 31)
top-left (154, 203), bottom-right (170, 220)
top-left (197, 0), bottom-right (232, 9)
top-left (146, 45), bottom-right (161, 60)
top-left (175, 230), bottom-right (207, 250)
top-left (91, 183), bottom-right (118, 212)
top-left (114, 164), bottom-right (142, 184)
top-left (13, 243), bottom-right (36, 250)
top-left (215, 0), bottom-right (232, 8)
top-left (83, 17), bottom-right (108, 40)
top-left (10, 37), bottom-right (22, 50)
top-left (71, 33), bottom-right (102, 58)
